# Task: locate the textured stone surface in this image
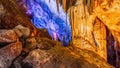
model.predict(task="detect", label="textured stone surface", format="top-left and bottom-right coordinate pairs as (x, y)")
top-left (37, 28), bottom-right (52, 39)
top-left (0, 30), bottom-right (18, 45)
top-left (14, 25), bottom-right (30, 37)
top-left (22, 45), bottom-right (114, 68)
top-left (94, 1), bottom-right (120, 67)
top-left (68, 0), bottom-right (102, 59)
top-left (36, 38), bottom-right (58, 50)
top-left (0, 0), bottom-right (37, 36)
top-left (93, 18), bottom-right (107, 60)
top-left (0, 0), bottom-right (118, 67)
top-left (68, 0), bottom-right (119, 62)
top-left (22, 49), bottom-right (52, 68)
top-left (23, 37), bottom-right (37, 53)
top-left (0, 42), bottom-right (22, 68)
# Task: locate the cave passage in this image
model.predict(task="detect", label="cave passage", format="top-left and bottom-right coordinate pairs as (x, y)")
top-left (19, 0), bottom-right (72, 46)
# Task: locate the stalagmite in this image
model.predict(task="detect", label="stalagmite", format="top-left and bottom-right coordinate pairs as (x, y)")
top-left (68, 0), bottom-right (96, 50)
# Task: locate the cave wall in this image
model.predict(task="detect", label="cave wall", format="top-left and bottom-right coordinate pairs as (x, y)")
top-left (66, 0), bottom-right (120, 63)
top-left (66, 0), bottom-right (107, 61)
top-left (0, 0), bottom-right (38, 36)
top-left (1, 0), bottom-right (120, 67)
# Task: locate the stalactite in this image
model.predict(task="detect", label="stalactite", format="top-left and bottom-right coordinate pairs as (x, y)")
top-left (61, 0), bottom-right (66, 12)
top-left (55, 0), bottom-right (77, 12)
top-left (56, 0), bottom-right (60, 13)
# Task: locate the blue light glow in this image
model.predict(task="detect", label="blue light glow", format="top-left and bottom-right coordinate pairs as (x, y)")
top-left (23, 0), bottom-right (72, 46)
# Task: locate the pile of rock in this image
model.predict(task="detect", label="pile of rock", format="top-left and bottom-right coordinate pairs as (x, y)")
top-left (0, 25), bottom-right (114, 68)
top-left (0, 25), bottom-right (25, 68)
top-left (0, 25), bottom-right (52, 68)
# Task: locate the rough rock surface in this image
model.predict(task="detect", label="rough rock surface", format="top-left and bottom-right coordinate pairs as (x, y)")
top-left (68, 0), bottom-right (107, 61)
top-left (68, 0), bottom-right (120, 65)
top-left (14, 25), bottom-right (30, 37)
top-left (23, 37), bottom-right (37, 53)
top-left (37, 28), bottom-right (52, 39)
top-left (0, 30), bottom-right (18, 45)
top-left (0, 42), bottom-right (22, 68)
top-left (5, 37), bottom-right (113, 68)
top-left (22, 45), bottom-right (114, 68)
top-left (0, 0), bottom-right (41, 37)
top-left (0, 0), bottom-right (118, 68)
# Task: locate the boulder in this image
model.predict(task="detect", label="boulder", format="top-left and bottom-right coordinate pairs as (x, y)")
top-left (9, 56), bottom-right (24, 68)
top-left (14, 25), bottom-right (30, 37)
top-left (22, 49), bottom-right (51, 68)
top-left (0, 42), bottom-right (22, 68)
top-left (13, 28), bottom-right (23, 38)
top-left (0, 30), bottom-right (18, 46)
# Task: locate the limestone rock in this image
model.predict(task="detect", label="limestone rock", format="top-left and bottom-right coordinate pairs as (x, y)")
top-left (56, 0), bottom-right (77, 12)
top-left (0, 0), bottom-right (37, 36)
top-left (22, 49), bottom-right (52, 68)
top-left (93, 18), bottom-right (107, 61)
top-left (0, 42), bottom-right (22, 68)
top-left (23, 37), bottom-right (37, 53)
top-left (68, 0), bottom-right (99, 58)
top-left (0, 30), bottom-right (18, 45)
top-left (9, 56), bottom-right (24, 68)
top-left (22, 45), bottom-right (114, 68)
top-left (13, 28), bottom-right (23, 38)
top-left (36, 38), bottom-right (59, 50)
top-left (37, 28), bottom-right (52, 39)
top-left (14, 25), bottom-right (30, 37)
top-left (68, 0), bottom-right (114, 61)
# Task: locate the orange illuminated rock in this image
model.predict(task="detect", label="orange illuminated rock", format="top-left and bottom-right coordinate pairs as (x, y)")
top-left (0, 30), bottom-right (18, 44)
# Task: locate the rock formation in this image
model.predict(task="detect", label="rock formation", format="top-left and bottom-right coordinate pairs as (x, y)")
top-left (0, 0), bottom-right (119, 68)
top-left (0, 0), bottom-right (37, 36)
top-left (66, 0), bottom-right (120, 67)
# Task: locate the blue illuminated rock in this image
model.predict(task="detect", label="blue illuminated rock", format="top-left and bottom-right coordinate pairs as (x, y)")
top-left (22, 0), bottom-right (72, 46)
